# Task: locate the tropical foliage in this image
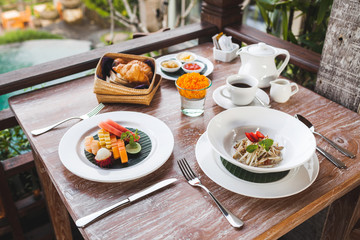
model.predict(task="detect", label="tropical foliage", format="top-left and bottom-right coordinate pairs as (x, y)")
top-left (254, 0), bottom-right (333, 89)
top-left (0, 29), bottom-right (62, 45)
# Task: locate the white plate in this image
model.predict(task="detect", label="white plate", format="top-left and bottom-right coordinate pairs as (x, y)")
top-left (196, 132), bottom-right (319, 198)
top-left (58, 112), bottom-right (174, 182)
top-left (206, 107), bottom-right (316, 173)
top-left (156, 54), bottom-right (214, 80)
top-left (213, 85), bottom-right (270, 109)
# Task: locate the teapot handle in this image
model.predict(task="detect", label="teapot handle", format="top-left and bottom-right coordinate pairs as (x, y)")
top-left (236, 48), bottom-right (243, 56)
top-left (276, 49), bottom-right (290, 76)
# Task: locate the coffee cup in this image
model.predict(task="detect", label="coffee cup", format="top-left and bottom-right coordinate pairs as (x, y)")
top-left (220, 74), bottom-right (258, 105)
top-left (270, 79), bottom-right (299, 103)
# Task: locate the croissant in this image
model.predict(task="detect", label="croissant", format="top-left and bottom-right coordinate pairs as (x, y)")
top-left (113, 62), bottom-right (148, 86)
top-left (113, 60), bottom-right (153, 86)
top-left (131, 60), bottom-right (153, 80)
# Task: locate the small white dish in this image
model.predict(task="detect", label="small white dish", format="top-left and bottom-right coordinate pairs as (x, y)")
top-left (213, 85), bottom-right (269, 109)
top-left (155, 54), bottom-right (214, 81)
top-left (176, 51), bottom-right (197, 63)
top-left (181, 62), bottom-right (205, 73)
top-left (160, 59), bottom-right (181, 73)
top-left (58, 111), bottom-right (174, 182)
top-left (196, 132), bottom-right (319, 199)
top-left (206, 107), bottom-right (316, 173)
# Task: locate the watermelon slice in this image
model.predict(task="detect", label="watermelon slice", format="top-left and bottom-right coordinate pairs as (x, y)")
top-left (98, 121), bottom-right (123, 137)
top-left (105, 119), bottom-right (140, 141)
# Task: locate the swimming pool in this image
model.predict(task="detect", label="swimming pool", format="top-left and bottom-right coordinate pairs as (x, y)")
top-left (0, 39), bottom-right (92, 110)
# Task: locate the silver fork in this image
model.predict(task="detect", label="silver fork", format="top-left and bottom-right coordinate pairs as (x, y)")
top-left (177, 158), bottom-right (244, 228)
top-left (31, 103), bottom-right (105, 136)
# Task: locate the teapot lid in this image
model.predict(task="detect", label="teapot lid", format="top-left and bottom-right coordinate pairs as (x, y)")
top-left (247, 42), bottom-right (275, 56)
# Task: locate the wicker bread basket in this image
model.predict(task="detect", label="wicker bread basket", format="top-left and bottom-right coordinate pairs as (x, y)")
top-left (94, 53), bottom-right (161, 105)
top-left (95, 74), bottom-right (162, 105)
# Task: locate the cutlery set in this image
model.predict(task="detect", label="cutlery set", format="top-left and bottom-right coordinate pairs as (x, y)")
top-left (295, 114), bottom-right (355, 169)
top-left (31, 104), bottom-right (355, 229)
top-left (76, 178), bottom-right (177, 228)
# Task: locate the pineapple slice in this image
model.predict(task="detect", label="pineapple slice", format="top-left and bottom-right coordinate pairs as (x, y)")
top-left (98, 129), bottom-right (111, 150)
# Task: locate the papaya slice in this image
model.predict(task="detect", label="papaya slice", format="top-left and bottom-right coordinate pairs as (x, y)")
top-left (117, 139), bottom-right (128, 164)
top-left (110, 135), bottom-right (120, 160)
top-left (98, 121), bottom-right (123, 137)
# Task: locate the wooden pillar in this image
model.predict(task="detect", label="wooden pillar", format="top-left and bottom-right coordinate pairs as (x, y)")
top-left (201, 0), bottom-right (244, 31)
top-left (32, 151), bottom-right (73, 240)
top-left (321, 186), bottom-right (360, 239)
top-left (0, 162), bottom-right (25, 239)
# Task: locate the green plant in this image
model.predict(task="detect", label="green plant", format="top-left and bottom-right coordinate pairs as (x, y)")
top-left (0, 29), bottom-right (63, 45)
top-left (84, 0), bottom-right (137, 18)
top-left (254, 0), bottom-right (333, 89)
top-left (0, 126), bottom-right (31, 160)
top-left (0, 126), bottom-right (35, 201)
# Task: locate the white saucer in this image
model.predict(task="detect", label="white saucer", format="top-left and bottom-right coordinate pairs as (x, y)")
top-left (212, 85), bottom-right (270, 109)
top-left (195, 132), bottom-right (319, 199)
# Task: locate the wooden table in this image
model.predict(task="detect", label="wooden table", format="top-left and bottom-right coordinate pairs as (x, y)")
top-left (9, 43), bottom-right (360, 239)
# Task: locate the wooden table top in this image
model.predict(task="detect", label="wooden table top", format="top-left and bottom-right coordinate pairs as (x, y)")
top-left (9, 43), bottom-right (360, 239)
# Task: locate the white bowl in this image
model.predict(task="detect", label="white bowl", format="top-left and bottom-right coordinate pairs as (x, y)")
top-left (181, 62), bottom-right (205, 73)
top-left (160, 59), bottom-right (181, 73)
top-left (176, 52), bottom-right (197, 63)
top-left (206, 107), bottom-right (316, 173)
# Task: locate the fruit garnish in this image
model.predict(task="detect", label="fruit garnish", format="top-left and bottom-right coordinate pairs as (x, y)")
top-left (120, 130), bottom-right (140, 146)
top-left (121, 130), bottom-right (141, 154)
top-left (245, 130), bottom-right (265, 142)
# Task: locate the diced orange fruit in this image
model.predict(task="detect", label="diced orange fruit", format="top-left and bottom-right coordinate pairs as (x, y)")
top-left (117, 139), bottom-right (128, 164)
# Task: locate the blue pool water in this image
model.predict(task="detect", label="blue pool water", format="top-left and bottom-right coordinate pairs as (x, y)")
top-left (0, 39), bottom-right (92, 110)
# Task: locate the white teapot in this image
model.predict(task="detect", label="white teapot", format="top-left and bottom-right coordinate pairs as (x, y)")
top-left (236, 42), bottom-right (290, 88)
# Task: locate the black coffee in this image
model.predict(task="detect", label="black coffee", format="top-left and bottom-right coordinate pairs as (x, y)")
top-left (232, 82), bottom-right (251, 88)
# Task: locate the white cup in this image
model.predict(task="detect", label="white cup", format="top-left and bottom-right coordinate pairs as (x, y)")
top-left (220, 74), bottom-right (259, 105)
top-left (270, 79), bottom-right (299, 103)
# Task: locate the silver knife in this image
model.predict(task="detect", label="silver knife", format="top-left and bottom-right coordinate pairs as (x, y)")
top-left (316, 146), bottom-right (347, 169)
top-left (76, 178), bottom-right (177, 228)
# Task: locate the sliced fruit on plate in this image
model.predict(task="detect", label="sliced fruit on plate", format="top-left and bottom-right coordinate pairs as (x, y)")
top-left (105, 119), bottom-right (140, 142)
top-left (98, 121), bottom-right (123, 137)
top-left (117, 139), bottom-right (128, 164)
top-left (84, 136), bottom-right (94, 153)
top-left (95, 148), bottom-right (114, 168)
top-left (91, 140), bottom-right (101, 155)
top-left (110, 134), bottom-right (120, 160)
top-left (125, 142), bottom-right (142, 154)
top-left (98, 129), bottom-right (112, 149)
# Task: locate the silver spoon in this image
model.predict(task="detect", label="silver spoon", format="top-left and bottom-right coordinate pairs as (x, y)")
top-left (255, 95), bottom-right (271, 108)
top-left (295, 114), bottom-right (355, 158)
